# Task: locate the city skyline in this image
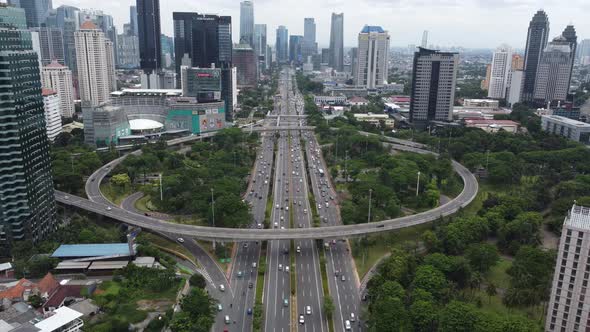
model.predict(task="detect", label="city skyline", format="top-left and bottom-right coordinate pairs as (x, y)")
top-left (50, 0), bottom-right (590, 49)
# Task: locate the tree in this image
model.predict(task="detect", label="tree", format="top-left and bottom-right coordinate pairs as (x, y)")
top-left (28, 294), bottom-right (43, 308)
top-left (111, 173), bottom-right (131, 188)
top-left (322, 296), bottom-right (334, 318)
top-left (465, 243), bottom-right (500, 273)
top-left (409, 300), bottom-right (437, 331)
top-left (412, 265), bottom-right (448, 301)
top-left (189, 273), bottom-right (207, 289)
top-left (371, 297), bottom-right (411, 331)
top-left (438, 301), bottom-right (479, 332)
top-left (485, 283), bottom-right (497, 304)
top-left (504, 246), bottom-right (555, 307)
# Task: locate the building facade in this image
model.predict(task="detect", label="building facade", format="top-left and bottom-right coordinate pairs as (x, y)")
top-left (541, 115), bottom-right (590, 144)
top-left (239, 1), bottom-right (254, 47)
top-left (355, 26), bottom-right (390, 89)
top-left (33, 26), bottom-right (65, 66)
top-left (303, 17), bottom-right (317, 60)
top-left (488, 45), bottom-right (512, 99)
top-left (0, 21), bottom-right (57, 244)
top-left (409, 48), bottom-right (459, 129)
top-left (129, 5), bottom-right (137, 36)
top-left (41, 60), bottom-right (75, 118)
top-left (329, 13), bottom-right (344, 71)
top-left (54, 5), bottom-right (79, 75)
top-left (233, 43), bottom-right (257, 88)
top-left (117, 33), bottom-right (140, 68)
top-left (546, 205), bottom-right (590, 331)
top-left (137, 0), bottom-right (161, 74)
top-left (289, 35), bottom-right (303, 64)
top-left (75, 21), bottom-right (116, 106)
top-left (534, 36), bottom-right (574, 104)
top-left (42, 89), bottom-right (62, 141)
top-left (521, 10), bottom-right (549, 102)
top-left (7, 0), bottom-right (52, 28)
top-left (254, 24), bottom-right (267, 72)
top-left (579, 39), bottom-right (590, 65)
top-left (181, 67), bottom-right (222, 103)
top-left (275, 25), bottom-right (288, 64)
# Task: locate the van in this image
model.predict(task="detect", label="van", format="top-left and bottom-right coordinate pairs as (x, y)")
top-left (225, 315), bottom-right (230, 324)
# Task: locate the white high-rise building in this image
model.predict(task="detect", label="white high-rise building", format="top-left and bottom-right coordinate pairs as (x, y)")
top-left (355, 25), bottom-right (390, 89)
top-left (75, 21), bottom-right (115, 106)
top-left (42, 89), bottom-right (63, 142)
top-left (488, 45), bottom-right (512, 99)
top-left (534, 35), bottom-right (575, 104)
top-left (239, 1), bottom-right (254, 47)
top-left (546, 204), bottom-right (590, 331)
top-left (41, 60), bottom-right (76, 118)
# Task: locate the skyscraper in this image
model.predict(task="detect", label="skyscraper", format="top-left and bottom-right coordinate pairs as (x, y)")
top-left (239, 1), bottom-right (254, 47)
top-left (0, 4), bottom-right (57, 244)
top-left (355, 26), bottom-right (390, 89)
top-left (546, 204), bottom-right (590, 331)
top-left (534, 35), bottom-right (574, 104)
top-left (521, 10), bottom-right (549, 102)
top-left (254, 24), bottom-right (267, 71)
top-left (329, 13), bottom-right (344, 71)
top-left (117, 33), bottom-right (140, 68)
top-left (137, 0), bottom-right (161, 74)
top-left (7, 0), bottom-right (52, 28)
top-left (303, 18), bottom-right (317, 59)
top-left (289, 35), bottom-right (303, 64)
top-left (421, 30), bottom-right (428, 48)
top-left (233, 43), bottom-right (257, 88)
top-left (55, 5), bottom-right (79, 75)
top-left (42, 60), bottom-right (75, 118)
top-left (561, 25), bottom-right (577, 92)
top-left (487, 45), bottom-right (512, 99)
top-left (410, 48), bottom-right (459, 129)
top-left (579, 39), bottom-right (590, 66)
top-left (75, 21), bottom-right (116, 106)
top-left (129, 5), bottom-right (138, 36)
top-left (33, 26), bottom-right (65, 66)
top-left (42, 89), bottom-right (62, 142)
top-left (276, 25), bottom-right (288, 64)
top-left (173, 12), bottom-right (233, 119)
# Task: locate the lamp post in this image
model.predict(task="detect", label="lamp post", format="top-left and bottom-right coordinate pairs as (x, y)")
top-left (159, 173), bottom-right (163, 202)
top-left (211, 188), bottom-right (216, 250)
top-left (416, 171), bottom-right (421, 197)
top-left (367, 189), bottom-right (373, 223)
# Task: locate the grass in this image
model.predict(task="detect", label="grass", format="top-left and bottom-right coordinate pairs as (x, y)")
top-left (100, 183), bottom-right (131, 206)
top-left (138, 232), bottom-right (195, 263)
top-left (134, 194), bottom-right (152, 212)
top-left (197, 240), bottom-right (230, 272)
top-left (319, 246), bottom-right (335, 332)
top-left (487, 258), bottom-right (512, 290)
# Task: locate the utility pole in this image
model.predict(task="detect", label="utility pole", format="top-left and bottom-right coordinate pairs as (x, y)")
top-left (367, 189), bottom-right (373, 223)
top-left (211, 188), bottom-right (216, 250)
top-left (416, 171), bottom-right (421, 197)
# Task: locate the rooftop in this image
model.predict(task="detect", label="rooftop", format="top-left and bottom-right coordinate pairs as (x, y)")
top-left (41, 89), bottom-right (55, 97)
top-left (129, 119), bottom-right (164, 131)
top-left (80, 21), bottom-right (98, 30)
top-left (361, 25), bottom-right (385, 33)
top-left (542, 115), bottom-right (590, 128)
top-left (566, 205), bottom-right (590, 230)
top-left (44, 60), bottom-right (65, 69)
top-left (464, 119), bottom-right (519, 126)
top-left (34, 307), bottom-right (82, 332)
top-left (51, 244), bottom-right (131, 258)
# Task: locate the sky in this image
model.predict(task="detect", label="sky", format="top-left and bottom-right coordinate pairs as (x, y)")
top-left (52, 0), bottom-right (590, 49)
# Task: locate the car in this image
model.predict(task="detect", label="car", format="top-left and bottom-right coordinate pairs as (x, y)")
top-left (217, 304), bottom-right (223, 311)
top-left (341, 275), bottom-right (346, 282)
top-left (144, 212), bottom-right (150, 216)
top-left (247, 308), bottom-right (252, 315)
top-left (90, 177), bottom-right (95, 182)
top-left (318, 205), bottom-right (321, 210)
top-left (106, 206), bottom-right (112, 211)
top-left (298, 223), bottom-right (303, 228)
top-left (278, 264), bottom-right (283, 271)
top-left (296, 246), bottom-right (301, 253)
top-left (285, 266), bottom-right (290, 272)
top-left (345, 320), bottom-right (351, 330)
top-left (248, 282), bottom-right (253, 289)
top-left (225, 315), bottom-right (230, 324)
top-left (237, 271), bottom-right (243, 278)
top-left (330, 196), bottom-right (334, 200)
top-left (334, 270), bottom-right (339, 276)
top-left (274, 222), bottom-right (278, 228)
top-left (64, 195), bottom-right (70, 200)
top-left (176, 238), bottom-right (185, 243)
top-left (280, 216), bottom-right (284, 221)
top-left (276, 204), bottom-right (279, 209)
top-left (298, 201), bottom-right (302, 206)
top-left (219, 284), bottom-right (225, 292)
top-left (264, 180), bottom-right (268, 184)
top-left (258, 196), bottom-right (262, 200)
top-left (280, 226), bottom-right (285, 230)
top-left (325, 202), bottom-right (329, 207)
top-left (286, 206), bottom-right (289, 211)
top-left (299, 314), bottom-right (305, 324)
top-left (283, 298), bottom-right (289, 307)
top-left (252, 262), bottom-right (257, 268)
top-left (350, 313), bottom-right (356, 322)
top-left (257, 223), bottom-right (262, 229)
top-left (306, 305), bottom-right (312, 315)
top-left (243, 243), bottom-right (248, 248)
top-left (303, 209), bottom-right (307, 213)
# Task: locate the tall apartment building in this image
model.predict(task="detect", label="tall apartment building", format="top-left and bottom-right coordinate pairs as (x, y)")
top-left (0, 6), bottom-right (57, 244)
top-left (32, 26), bottom-right (64, 66)
top-left (409, 48), bottom-right (459, 129)
top-left (546, 205), bottom-right (590, 331)
top-left (75, 21), bottom-right (116, 106)
top-left (521, 10), bottom-right (549, 102)
top-left (42, 89), bottom-right (62, 141)
top-left (239, 1), bottom-right (254, 47)
top-left (78, 9), bottom-right (117, 63)
top-left (534, 35), bottom-right (574, 104)
top-left (7, 0), bottom-right (52, 28)
top-left (137, 0), bottom-right (161, 75)
top-left (355, 25), bottom-right (390, 89)
top-left (275, 25), bottom-right (288, 64)
top-left (487, 45), bottom-right (512, 99)
top-left (173, 12), bottom-right (233, 120)
top-left (41, 60), bottom-right (75, 118)
top-left (329, 13), bottom-right (344, 71)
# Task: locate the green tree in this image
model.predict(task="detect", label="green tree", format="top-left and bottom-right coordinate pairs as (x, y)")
top-left (465, 243), bottom-right (500, 273)
top-left (504, 246), bottom-right (555, 307)
top-left (371, 297), bottom-right (411, 331)
top-left (189, 273), bottom-right (207, 289)
top-left (412, 265), bottom-right (448, 301)
top-left (322, 296), bottom-right (334, 318)
top-left (409, 300), bottom-right (437, 331)
top-left (439, 301), bottom-right (479, 332)
top-left (485, 283), bottom-right (497, 304)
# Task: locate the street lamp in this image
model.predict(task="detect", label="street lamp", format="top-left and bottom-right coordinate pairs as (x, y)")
top-left (367, 189), bottom-right (373, 223)
top-left (211, 188), bottom-right (216, 250)
top-left (416, 171), bottom-right (421, 197)
top-left (159, 173), bottom-right (163, 202)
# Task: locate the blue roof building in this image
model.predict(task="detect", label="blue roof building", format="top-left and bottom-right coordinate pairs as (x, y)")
top-left (360, 25), bottom-right (384, 33)
top-left (52, 243), bottom-right (134, 259)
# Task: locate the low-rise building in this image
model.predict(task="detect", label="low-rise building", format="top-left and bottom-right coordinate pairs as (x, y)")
top-left (348, 96), bottom-right (368, 106)
top-left (464, 119), bottom-right (520, 133)
top-left (462, 99), bottom-right (500, 109)
top-left (353, 113), bottom-right (395, 128)
top-left (541, 115), bottom-right (590, 144)
top-left (314, 95), bottom-right (347, 105)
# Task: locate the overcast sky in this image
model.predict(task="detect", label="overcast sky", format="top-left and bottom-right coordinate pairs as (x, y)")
top-left (52, 0), bottom-right (589, 49)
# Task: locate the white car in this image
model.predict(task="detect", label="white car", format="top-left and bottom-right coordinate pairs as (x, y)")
top-left (274, 222), bottom-right (278, 228)
top-left (177, 238), bottom-right (185, 243)
top-left (350, 313), bottom-right (356, 322)
top-left (345, 320), bottom-right (351, 330)
top-left (296, 246), bottom-right (301, 253)
top-left (106, 206), bottom-right (112, 211)
top-left (219, 284), bottom-right (225, 292)
top-left (306, 306), bottom-right (312, 315)
top-left (285, 266), bottom-right (290, 273)
top-left (299, 314), bottom-right (305, 324)
top-left (278, 264), bottom-right (283, 271)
